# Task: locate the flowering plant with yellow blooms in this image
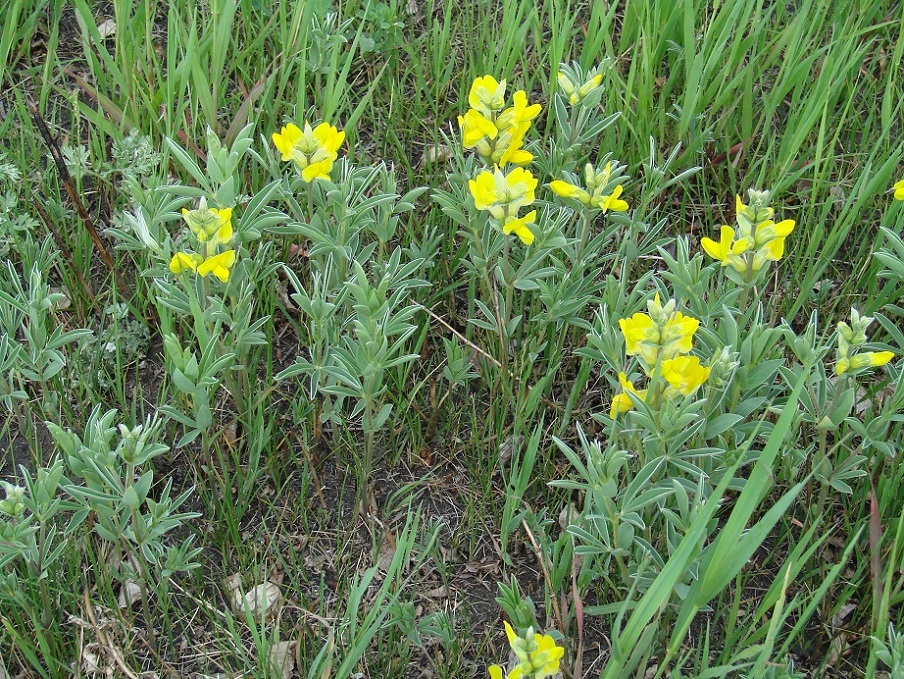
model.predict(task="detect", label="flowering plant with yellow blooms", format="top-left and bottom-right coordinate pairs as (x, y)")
top-left (488, 622), bottom-right (564, 679)
top-left (701, 189), bottom-right (795, 290)
top-left (611, 294), bottom-right (711, 418)
top-left (458, 75), bottom-right (542, 168)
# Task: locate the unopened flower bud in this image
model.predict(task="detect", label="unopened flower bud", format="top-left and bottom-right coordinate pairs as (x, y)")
top-left (0, 482), bottom-right (26, 518)
top-left (557, 71), bottom-right (577, 99)
top-left (577, 73), bottom-right (603, 98)
top-left (707, 347), bottom-right (740, 388)
top-left (647, 294), bottom-right (676, 324)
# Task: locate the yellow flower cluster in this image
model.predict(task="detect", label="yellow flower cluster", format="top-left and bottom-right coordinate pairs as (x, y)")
top-left (488, 622), bottom-right (564, 679)
top-left (169, 197), bottom-right (237, 283)
top-left (611, 295), bottom-right (710, 417)
top-left (459, 75), bottom-right (542, 168)
top-left (550, 162), bottom-right (629, 213)
top-left (469, 166), bottom-right (538, 245)
top-left (272, 121), bottom-right (345, 182)
top-left (835, 309), bottom-right (895, 375)
top-left (894, 179), bottom-right (904, 201)
top-left (701, 193), bottom-right (794, 276)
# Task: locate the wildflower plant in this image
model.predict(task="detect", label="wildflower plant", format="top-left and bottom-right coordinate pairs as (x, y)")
top-left (458, 75), bottom-right (541, 169)
top-left (271, 121), bottom-right (345, 183)
top-left (0, 253), bottom-right (93, 424)
top-left (436, 68), bottom-right (644, 557)
top-left (835, 308), bottom-right (895, 376)
top-left (611, 294), bottom-right (711, 418)
top-left (701, 189), bottom-right (795, 293)
top-left (271, 117), bottom-right (428, 508)
top-left (4, 18), bottom-right (904, 677)
top-left (113, 124), bottom-right (277, 451)
top-left (488, 621), bottom-right (564, 679)
top-left (49, 408), bottom-right (202, 652)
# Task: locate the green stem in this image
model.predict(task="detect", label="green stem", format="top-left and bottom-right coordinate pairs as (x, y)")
top-left (738, 283), bottom-right (751, 312)
top-left (124, 462), bottom-right (157, 654)
top-left (576, 209), bottom-right (594, 265)
top-left (811, 434), bottom-right (835, 543)
top-left (35, 521), bottom-right (52, 629)
top-left (360, 396), bottom-right (376, 514)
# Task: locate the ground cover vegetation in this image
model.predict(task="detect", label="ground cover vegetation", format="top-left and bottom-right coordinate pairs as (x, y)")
top-left (1, 0), bottom-right (904, 676)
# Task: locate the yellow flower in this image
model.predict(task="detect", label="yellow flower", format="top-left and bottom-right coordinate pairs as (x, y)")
top-left (459, 109), bottom-right (499, 147)
top-left (549, 179), bottom-right (591, 204)
top-left (661, 356), bottom-right (711, 396)
top-left (169, 251), bottom-right (203, 274)
top-left (550, 163), bottom-right (629, 212)
top-left (895, 179), bottom-right (904, 200)
top-left (182, 199), bottom-right (233, 241)
top-left (469, 75), bottom-right (507, 116)
top-left (459, 77), bottom-right (540, 168)
top-left (502, 210), bottom-right (537, 245)
top-left (577, 73), bottom-right (602, 98)
top-left (504, 621), bottom-right (519, 644)
top-left (754, 218), bottom-right (795, 247)
top-left (610, 372), bottom-right (648, 417)
top-left (197, 249), bottom-right (236, 283)
top-left (206, 222), bottom-right (233, 250)
top-left (702, 214), bottom-right (792, 275)
top-left (701, 225), bottom-right (752, 268)
top-left (597, 185), bottom-right (628, 212)
top-left (469, 167), bottom-right (537, 221)
top-left (620, 305), bottom-right (700, 369)
top-left (837, 350), bottom-right (894, 375)
top-left (272, 121), bottom-right (345, 182)
top-left (852, 352), bottom-right (893, 370)
top-left (661, 312), bottom-right (700, 357)
top-left (528, 632), bottom-right (564, 677)
top-left (488, 666), bottom-right (505, 679)
top-left (500, 622), bottom-right (564, 679)
top-left (701, 225), bottom-right (734, 262)
top-left (619, 312), bottom-right (660, 366)
top-left (493, 125), bottom-right (533, 167)
top-left (496, 90), bottom-right (542, 130)
top-left (469, 171), bottom-right (500, 212)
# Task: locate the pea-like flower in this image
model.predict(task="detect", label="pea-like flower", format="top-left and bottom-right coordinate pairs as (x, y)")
top-left (197, 250), bottom-right (237, 283)
top-left (701, 191), bottom-right (795, 277)
top-left (661, 356), bottom-right (711, 397)
top-left (609, 372), bottom-right (648, 418)
top-left (894, 179), bottom-right (904, 201)
top-left (835, 309), bottom-right (895, 375)
top-left (169, 251), bottom-right (204, 275)
top-left (469, 167), bottom-right (538, 245)
top-left (459, 76), bottom-right (541, 167)
top-left (470, 167), bottom-right (537, 221)
top-left (469, 75), bottom-right (508, 117)
top-left (181, 197), bottom-right (233, 245)
top-left (502, 210), bottom-right (537, 246)
top-left (619, 305), bottom-right (699, 368)
top-left (619, 312), bottom-right (661, 366)
top-left (170, 197), bottom-right (239, 283)
top-left (272, 121), bottom-right (345, 182)
top-left (460, 109), bottom-right (499, 146)
top-left (550, 162), bottom-right (629, 213)
top-left (836, 352), bottom-right (895, 375)
top-left (489, 622), bottom-right (564, 679)
top-left (613, 296), bottom-right (711, 417)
